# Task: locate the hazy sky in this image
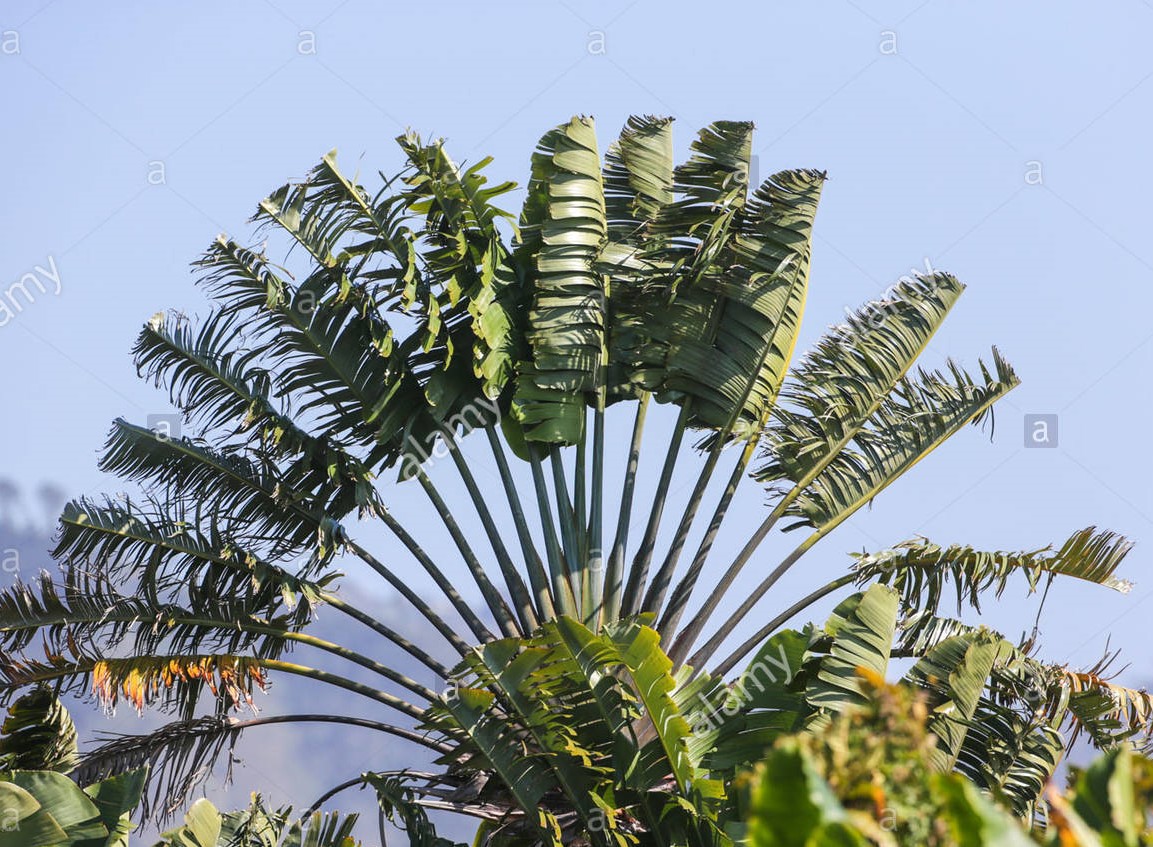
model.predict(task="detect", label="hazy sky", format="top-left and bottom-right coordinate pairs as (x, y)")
top-left (1, 0), bottom-right (1151, 835)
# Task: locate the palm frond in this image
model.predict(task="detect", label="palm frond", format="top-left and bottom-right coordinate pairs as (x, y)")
top-left (952, 696), bottom-right (1064, 820)
top-left (756, 272), bottom-right (966, 487)
top-left (803, 584), bottom-right (900, 715)
top-left (396, 133), bottom-right (522, 402)
top-left (0, 649), bottom-right (268, 720)
top-left (513, 116), bottom-right (608, 445)
top-left (77, 715), bottom-right (243, 820)
top-left (0, 572), bottom-right (295, 668)
top-left (217, 795), bottom-right (362, 847)
top-left (903, 630), bottom-right (1008, 772)
top-left (600, 115), bottom-right (675, 403)
top-left (671, 274), bottom-right (971, 659)
top-left (640, 121), bottom-right (755, 425)
top-left (98, 420), bottom-right (336, 561)
top-left (780, 351), bottom-right (1019, 534)
top-left (55, 497), bottom-right (329, 616)
top-left (195, 236), bottom-right (438, 461)
top-left (0, 686), bottom-right (78, 773)
top-left (1056, 662), bottom-right (1153, 751)
top-left (854, 526), bottom-right (1133, 612)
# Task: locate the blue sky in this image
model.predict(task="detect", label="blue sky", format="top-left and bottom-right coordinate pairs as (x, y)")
top-left (1, 0), bottom-right (1151, 832)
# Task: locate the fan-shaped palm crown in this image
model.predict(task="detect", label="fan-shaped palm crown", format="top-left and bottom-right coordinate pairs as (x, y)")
top-left (0, 116), bottom-right (1146, 846)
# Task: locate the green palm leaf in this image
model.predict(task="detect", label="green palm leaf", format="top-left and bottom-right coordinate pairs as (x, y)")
top-left (903, 631), bottom-right (1008, 772)
top-left (0, 771), bottom-right (109, 845)
top-left (756, 272), bottom-right (967, 489)
top-left (854, 526), bottom-right (1133, 609)
top-left (513, 117), bottom-right (608, 445)
top-left (783, 352), bottom-right (1018, 533)
top-left (428, 683), bottom-right (562, 845)
top-left (6, 113), bottom-right (1141, 838)
top-left (0, 687), bottom-right (77, 774)
top-left (671, 273), bottom-right (969, 660)
top-left (951, 697), bottom-right (1064, 820)
top-left (804, 585), bottom-right (900, 715)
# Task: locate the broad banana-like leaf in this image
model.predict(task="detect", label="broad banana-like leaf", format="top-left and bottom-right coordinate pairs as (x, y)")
top-left (156, 798), bottom-right (222, 847)
top-left (76, 717), bottom-right (240, 823)
top-left (903, 631), bottom-right (1008, 771)
top-left (1053, 747), bottom-right (1153, 844)
top-left (682, 168), bottom-right (825, 446)
top-left (550, 617), bottom-right (646, 777)
top-left (0, 770), bottom-right (144, 847)
top-left (0, 687), bottom-right (77, 773)
top-left (745, 743), bottom-right (867, 847)
top-left (53, 498), bottom-right (330, 625)
top-left (0, 581), bottom-right (294, 688)
top-left (395, 134), bottom-right (521, 403)
top-left (0, 780), bottom-right (68, 847)
top-left (194, 237), bottom-right (439, 465)
top-left (428, 683), bottom-right (561, 845)
top-left (462, 636), bottom-right (604, 834)
top-left (671, 275), bottom-right (979, 665)
top-left (513, 117), bottom-right (608, 444)
top-left (1, 771), bottom-right (108, 844)
top-left (704, 627), bottom-right (812, 772)
top-left (604, 121), bottom-right (760, 420)
top-left (97, 420), bottom-right (332, 560)
top-left (81, 769), bottom-right (148, 847)
top-left (601, 115), bottom-right (675, 401)
top-left (951, 696), bottom-right (1064, 821)
top-left (133, 312), bottom-right (381, 519)
top-left (611, 620), bottom-right (701, 794)
top-left (929, 775), bottom-right (1037, 847)
top-left (805, 585), bottom-right (900, 714)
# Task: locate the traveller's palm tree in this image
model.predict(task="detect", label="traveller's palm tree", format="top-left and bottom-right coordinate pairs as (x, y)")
top-left (0, 116), bottom-right (1147, 845)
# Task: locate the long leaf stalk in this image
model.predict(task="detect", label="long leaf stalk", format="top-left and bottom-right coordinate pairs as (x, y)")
top-left (549, 447), bottom-right (582, 591)
top-left (640, 440), bottom-right (726, 618)
top-left (414, 466), bottom-right (522, 638)
top-left (687, 534), bottom-right (817, 669)
top-left (621, 402), bottom-right (691, 616)
top-left (574, 433), bottom-right (588, 550)
top-left (528, 445), bottom-right (578, 617)
top-left (441, 425), bottom-right (540, 632)
top-left (174, 616), bottom-right (438, 704)
top-left (485, 425), bottom-right (554, 622)
top-left (257, 659), bottom-right (426, 723)
top-left (586, 402), bottom-right (606, 628)
top-left (603, 391), bottom-right (649, 622)
top-left (346, 537), bottom-right (473, 657)
top-left (660, 437), bottom-right (759, 650)
top-left (684, 372), bottom-right (1016, 664)
top-left (368, 506), bottom-right (495, 645)
top-left (668, 506), bottom-right (784, 661)
top-left (321, 594), bottom-right (450, 679)
top-left (678, 286), bottom-right (962, 659)
top-left (712, 573), bottom-right (856, 677)
top-left (231, 714), bottom-right (453, 754)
